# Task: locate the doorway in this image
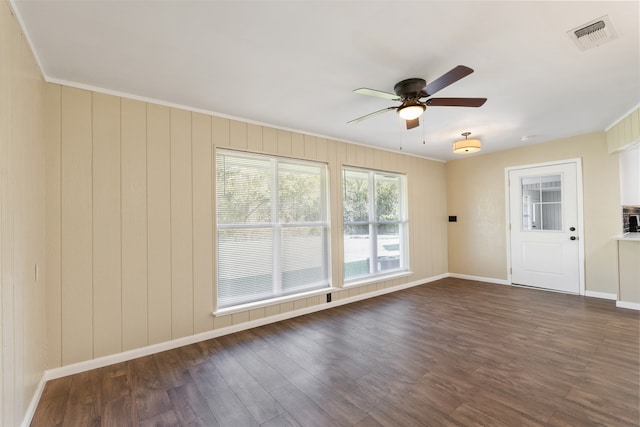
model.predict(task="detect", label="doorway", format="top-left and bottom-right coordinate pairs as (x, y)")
top-left (506, 160), bottom-right (584, 294)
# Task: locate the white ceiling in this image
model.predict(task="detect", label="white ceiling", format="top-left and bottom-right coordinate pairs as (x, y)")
top-left (12, 1), bottom-right (640, 161)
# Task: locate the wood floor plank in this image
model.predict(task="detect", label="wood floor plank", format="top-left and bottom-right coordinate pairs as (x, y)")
top-left (134, 388), bottom-right (173, 423)
top-left (62, 368), bottom-right (102, 426)
top-left (311, 367), bottom-right (382, 414)
top-left (217, 333), bottom-right (290, 393)
top-left (564, 386), bottom-right (640, 425)
top-left (188, 361), bottom-right (259, 426)
top-left (138, 409), bottom-right (180, 427)
top-left (464, 388), bottom-right (553, 426)
top-left (449, 403), bottom-right (512, 427)
top-left (281, 368), bottom-right (369, 426)
top-left (208, 345), bottom-right (285, 424)
top-left (260, 412), bottom-right (302, 427)
top-left (167, 382), bottom-right (219, 426)
top-left (351, 415), bottom-right (385, 427)
top-left (363, 399), bottom-right (436, 427)
top-left (131, 356), bottom-right (173, 422)
top-left (29, 376), bottom-right (72, 426)
top-left (546, 399), bottom-right (640, 427)
top-left (269, 383), bottom-right (340, 427)
top-left (101, 396), bottom-right (137, 427)
top-left (153, 348), bottom-right (193, 389)
top-left (100, 361), bottom-right (133, 403)
top-left (31, 278), bottom-right (639, 427)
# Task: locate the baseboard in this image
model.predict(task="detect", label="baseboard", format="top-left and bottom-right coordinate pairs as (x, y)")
top-left (44, 274), bottom-right (445, 382)
top-left (22, 271), bottom-right (631, 425)
top-left (20, 374), bottom-right (47, 427)
top-left (585, 290), bottom-right (617, 300)
top-left (23, 274), bottom-right (444, 424)
top-left (449, 275), bottom-right (624, 303)
top-left (447, 273), bottom-right (510, 286)
top-left (35, 274), bottom-right (627, 383)
top-left (616, 300), bottom-right (640, 310)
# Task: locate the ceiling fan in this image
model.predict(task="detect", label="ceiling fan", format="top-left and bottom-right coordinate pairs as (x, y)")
top-left (348, 65), bottom-right (487, 130)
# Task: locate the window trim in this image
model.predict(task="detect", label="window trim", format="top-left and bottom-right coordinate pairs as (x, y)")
top-left (213, 286), bottom-right (339, 317)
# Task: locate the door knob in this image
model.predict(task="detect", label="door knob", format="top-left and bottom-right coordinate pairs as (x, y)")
top-left (570, 236), bottom-right (577, 240)
top-left (569, 227), bottom-right (576, 231)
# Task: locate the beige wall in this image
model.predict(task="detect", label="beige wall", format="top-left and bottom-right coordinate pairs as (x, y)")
top-left (45, 84), bottom-right (449, 368)
top-left (447, 132), bottom-right (621, 295)
top-left (0, 2), bottom-right (47, 426)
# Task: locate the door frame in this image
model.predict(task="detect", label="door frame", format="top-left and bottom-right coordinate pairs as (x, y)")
top-left (504, 158), bottom-right (586, 295)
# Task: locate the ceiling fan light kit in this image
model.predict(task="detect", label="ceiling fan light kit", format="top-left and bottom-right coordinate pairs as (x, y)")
top-left (453, 132), bottom-right (482, 154)
top-left (398, 104), bottom-right (425, 120)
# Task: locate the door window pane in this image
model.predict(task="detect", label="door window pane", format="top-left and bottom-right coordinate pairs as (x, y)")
top-left (521, 174), bottom-right (562, 231)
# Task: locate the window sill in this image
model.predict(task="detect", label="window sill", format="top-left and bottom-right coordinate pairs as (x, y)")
top-left (344, 270), bottom-right (413, 289)
top-left (213, 286), bottom-right (338, 317)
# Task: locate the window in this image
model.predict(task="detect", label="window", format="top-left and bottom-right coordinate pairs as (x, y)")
top-left (342, 167), bottom-right (408, 281)
top-left (215, 150), bottom-right (330, 309)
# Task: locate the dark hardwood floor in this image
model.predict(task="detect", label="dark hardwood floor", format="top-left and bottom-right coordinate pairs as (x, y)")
top-left (31, 278), bottom-right (640, 426)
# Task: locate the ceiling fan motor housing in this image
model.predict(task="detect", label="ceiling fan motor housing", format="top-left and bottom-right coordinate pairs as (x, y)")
top-left (394, 78), bottom-right (427, 98)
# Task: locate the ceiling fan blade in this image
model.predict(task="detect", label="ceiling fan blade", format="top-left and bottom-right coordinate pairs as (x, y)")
top-left (406, 118), bottom-right (420, 130)
top-left (347, 107), bottom-right (397, 124)
top-left (426, 97), bottom-right (487, 107)
top-left (421, 65), bottom-right (474, 97)
top-left (353, 88), bottom-right (400, 101)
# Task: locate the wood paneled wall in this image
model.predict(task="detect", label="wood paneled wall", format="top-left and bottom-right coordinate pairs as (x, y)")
top-left (1, 2), bottom-right (47, 425)
top-left (607, 107), bottom-right (640, 153)
top-left (45, 84), bottom-right (448, 368)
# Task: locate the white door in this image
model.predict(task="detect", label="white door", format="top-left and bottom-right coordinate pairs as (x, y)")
top-left (508, 161), bottom-right (582, 294)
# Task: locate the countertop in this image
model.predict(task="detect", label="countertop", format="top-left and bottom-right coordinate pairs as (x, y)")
top-left (614, 232), bottom-right (640, 241)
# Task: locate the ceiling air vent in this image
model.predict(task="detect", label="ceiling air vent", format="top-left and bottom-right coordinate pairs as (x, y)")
top-left (568, 15), bottom-right (618, 51)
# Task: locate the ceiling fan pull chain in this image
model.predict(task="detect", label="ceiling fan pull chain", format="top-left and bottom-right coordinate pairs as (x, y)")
top-left (398, 116), bottom-right (405, 150)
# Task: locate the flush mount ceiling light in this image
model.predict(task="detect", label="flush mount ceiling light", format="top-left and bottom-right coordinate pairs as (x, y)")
top-left (453, 132), bottom-right (482, 154)
top-left (397, 100), bottom-right (426, 121)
